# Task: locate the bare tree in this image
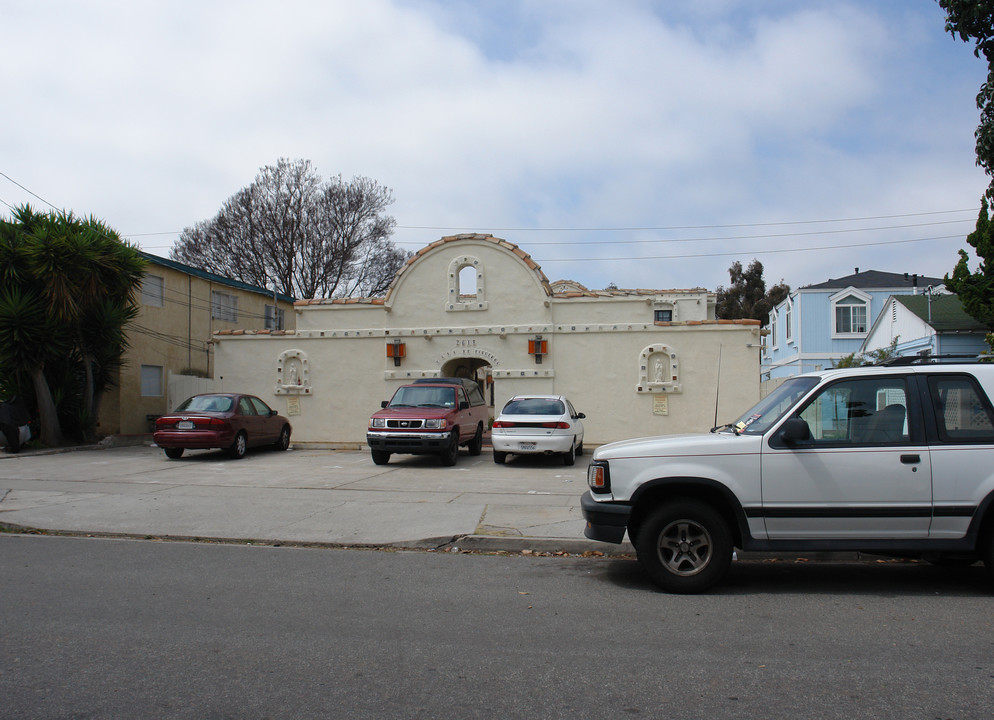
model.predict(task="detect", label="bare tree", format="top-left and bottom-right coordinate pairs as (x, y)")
top-left (173, 159), bottom-right (408, 299)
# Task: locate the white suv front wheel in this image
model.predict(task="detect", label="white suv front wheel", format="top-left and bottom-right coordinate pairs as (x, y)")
top-left (635, 500), bottom-right (733, 594)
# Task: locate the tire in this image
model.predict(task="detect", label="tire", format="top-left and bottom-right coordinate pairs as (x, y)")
top-left (984, 530), bottom-right (994, 581)
top-left (468, 425), bottom-right (483, 456)
top-left (925, 553), bottom-right (977, 568)
top-left (576, 441), bottom-right (583, 457)
top-left (275, 425), bottom-right (291, 451)
top-left (164, 447), bottom-right (184, 459)
top-left (228, 431), bottom-right (248, 459)
top-left (493, 450), bottom-right (507, 464)
top-left (371, 450), bottom-right (391, 465)
top-left (635, 500), bottom-right (733, 594)
top-left (562, 438), bottom-right (576, 466)
top-left (441, 431), bottom-right (459, 466)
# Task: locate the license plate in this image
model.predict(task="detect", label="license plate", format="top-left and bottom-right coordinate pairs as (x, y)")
top-left (177, 421), bottom-right (194, 430)
top-left (518, 442), bottom-right (536, 450)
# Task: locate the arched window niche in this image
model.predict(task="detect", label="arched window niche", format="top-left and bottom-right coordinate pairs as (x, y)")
top-left (446, 255), bottom-right (488, 311)
top-left (636, 344), bottom-right (681, 394)
top-left (275, 349), bottom-right (312, 395)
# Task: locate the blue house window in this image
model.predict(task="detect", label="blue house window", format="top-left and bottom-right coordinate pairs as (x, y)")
top-left (836, 299), bottom-right (867, 333)
top-left (831, 289), bottom-right (870, 337)
top-left (785, 300), bottom-right (793, 343)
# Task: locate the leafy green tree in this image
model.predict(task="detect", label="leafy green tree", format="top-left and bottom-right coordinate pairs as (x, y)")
top-left (945, 198), bottom-right (994, 355)
top-left (0, 206), bottom-right (145, 445)
top-left (939, 3), bottom-right (994, 348)
top-left (939, 0), bottom-right (994, 195)
top-left (834, 337), bottom-right (900, 368)
top-left (715, 259), bottom-right (790, 326)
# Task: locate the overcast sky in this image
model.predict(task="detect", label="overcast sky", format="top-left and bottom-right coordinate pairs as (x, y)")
top-left (2, 0), bottom-right (990, 296)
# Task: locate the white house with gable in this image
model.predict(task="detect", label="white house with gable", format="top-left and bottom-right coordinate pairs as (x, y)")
top-left (861, 292), bottom-right (988, 360)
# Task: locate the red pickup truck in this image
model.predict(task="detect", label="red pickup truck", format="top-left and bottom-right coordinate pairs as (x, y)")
top-left (366, 378), bottom-right (489, 465)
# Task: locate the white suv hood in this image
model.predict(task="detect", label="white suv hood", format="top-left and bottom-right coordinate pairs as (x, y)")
top-left (593, 431), bottom-right (757, 460)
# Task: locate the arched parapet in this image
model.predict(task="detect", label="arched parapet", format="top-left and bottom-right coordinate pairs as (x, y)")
top-left (383, 234), bottom-right (552, 312)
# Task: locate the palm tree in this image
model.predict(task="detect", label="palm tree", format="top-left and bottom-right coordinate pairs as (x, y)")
top-left (0, 205), bottom-right (145, 445)
top-left (0, 206), bottom-right (66, 445)
top-left (69, 217), bottom-right (145, 437)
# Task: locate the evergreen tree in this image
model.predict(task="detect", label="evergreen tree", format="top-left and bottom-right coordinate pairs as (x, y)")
top-left (945, 198), bottom-right (994, 331)
top-left (715, 259), bottom-right (790, 326)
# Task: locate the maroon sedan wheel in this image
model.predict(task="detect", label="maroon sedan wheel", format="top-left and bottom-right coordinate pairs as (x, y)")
top-left (228, 431), bottom-right (248, 459)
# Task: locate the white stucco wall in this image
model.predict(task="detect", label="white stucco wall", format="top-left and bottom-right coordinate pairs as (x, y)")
top-left (213, 235), bottom-right (761, 447)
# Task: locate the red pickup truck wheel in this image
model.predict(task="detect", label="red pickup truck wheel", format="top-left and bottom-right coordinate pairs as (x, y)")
top-left (441, 430), bottom-right (459, 466)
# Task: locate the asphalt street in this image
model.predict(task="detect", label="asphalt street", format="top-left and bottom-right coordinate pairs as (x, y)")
top-left (3, 534), bottom-right (993, 720)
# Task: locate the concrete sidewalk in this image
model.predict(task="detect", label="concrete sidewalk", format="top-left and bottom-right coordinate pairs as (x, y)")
top-left (0, 443), bottom-right (633, 555)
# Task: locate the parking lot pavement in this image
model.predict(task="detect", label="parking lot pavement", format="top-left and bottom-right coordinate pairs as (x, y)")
top-left (0, 444), bottom-right (632, 554)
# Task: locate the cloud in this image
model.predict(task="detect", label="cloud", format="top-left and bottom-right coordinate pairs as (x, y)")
top-left (1, 0), bottom-right (988, 295)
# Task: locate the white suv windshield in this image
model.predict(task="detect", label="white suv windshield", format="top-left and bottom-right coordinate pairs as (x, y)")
top-left (729, 376), bottom-right (819, 435)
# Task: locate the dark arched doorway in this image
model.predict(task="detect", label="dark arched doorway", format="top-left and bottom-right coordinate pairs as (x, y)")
top-left (440, 357), bottom-right (494, 411)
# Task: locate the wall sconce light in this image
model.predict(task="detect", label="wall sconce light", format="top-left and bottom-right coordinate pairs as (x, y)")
top-left (386, 339), bottom-right (406, 366)
top-left (528, 335), bottom-right (547, 364)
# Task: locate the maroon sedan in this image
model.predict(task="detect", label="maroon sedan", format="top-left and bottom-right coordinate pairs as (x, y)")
top-left (153, 393), bottom-right (292, 459)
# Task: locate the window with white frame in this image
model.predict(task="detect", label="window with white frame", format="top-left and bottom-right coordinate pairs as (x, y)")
top-left (211, 291), bottom-right (238, 322)
top-left (770, 310), bottom-right (778, 349)
top-left (140, 365), bottom-right (163, 397)
top-left (141, 275), bottom-right (164, 307)
top-left (785, 300), bottom-right (793, 343)
top-left (831, 288), bottom-right (870, 336)
top-left (265, 304), bottom-right (285, 330)
top-left (446, 255), bottom-right (487, 311)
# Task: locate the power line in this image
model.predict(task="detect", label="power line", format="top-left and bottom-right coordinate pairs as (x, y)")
top-left (536, 233), bottom-right (964, 262)
top-left (0, 171), bottom-right (59, 212)
top-left (129, 325), bottom-right (209, 354)
top-left (114, 208), bottom-right (981, 242)
top-left (134, 215), bottom-right (975, 255)
top-left (393, 208), bottom-right (979, 233)
top-left (145, 282), bottom-right (281, 323)
top-left (392, 218), bottom-right (975, 247)
top-left (1, 168), bottom-right (979, 263)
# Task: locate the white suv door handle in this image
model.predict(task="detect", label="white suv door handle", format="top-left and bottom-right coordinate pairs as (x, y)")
top-left (900, 454), bottom-right (921, 464)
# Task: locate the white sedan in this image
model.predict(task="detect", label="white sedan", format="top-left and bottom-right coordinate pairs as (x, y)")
top-left (491, 395), bottom-right (585, 465)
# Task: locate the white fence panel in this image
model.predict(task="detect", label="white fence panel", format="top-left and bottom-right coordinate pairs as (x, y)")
top-left (167, 373), bottom-right (217, 411)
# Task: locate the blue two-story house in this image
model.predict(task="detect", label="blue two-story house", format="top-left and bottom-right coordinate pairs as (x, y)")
top-left (762, 269), bottom-right (944, 380)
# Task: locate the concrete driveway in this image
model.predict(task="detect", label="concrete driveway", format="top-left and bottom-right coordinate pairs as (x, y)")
top-left (0, 444), bottom-right (629, 554)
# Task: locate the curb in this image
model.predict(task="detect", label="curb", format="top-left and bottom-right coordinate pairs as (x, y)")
top-left (0, 522), bottom-right (631, 556)
top-left (450, 534), bottom-right (635, 556)
top-left (2, 523), bottom-right (873, 563)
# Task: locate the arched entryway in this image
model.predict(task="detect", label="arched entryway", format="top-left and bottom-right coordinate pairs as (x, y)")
top-left (440, 356), bottom-right (495, 412)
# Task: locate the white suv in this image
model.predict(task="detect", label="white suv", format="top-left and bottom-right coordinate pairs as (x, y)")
top-left (582, 361), bottom-right (994, 593)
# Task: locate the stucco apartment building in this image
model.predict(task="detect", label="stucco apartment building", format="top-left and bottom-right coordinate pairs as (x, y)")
top-left (212, 234), bottom-right (763, 447)
top-left (97, 252), bottom-right (295, 436)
